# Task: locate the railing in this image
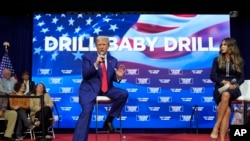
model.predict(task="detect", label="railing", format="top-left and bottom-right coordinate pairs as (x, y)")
top-left (0, 94), bottom-right (47, 141)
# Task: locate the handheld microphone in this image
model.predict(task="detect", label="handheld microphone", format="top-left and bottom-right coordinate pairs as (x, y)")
top-left (100, 51), bottom-right (105, 62)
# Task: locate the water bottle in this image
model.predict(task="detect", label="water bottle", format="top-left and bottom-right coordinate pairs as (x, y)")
top-left (121, 135), bottom-right (127, 141)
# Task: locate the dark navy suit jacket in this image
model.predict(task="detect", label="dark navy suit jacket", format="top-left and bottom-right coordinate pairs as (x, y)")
top-left (79, 51), bottom-right (119, 104)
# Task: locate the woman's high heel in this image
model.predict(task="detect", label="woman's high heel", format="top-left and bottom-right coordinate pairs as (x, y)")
top-left (210, 127), bottom-right (219, 141)
top-left (210, 133), bottom-right (218, 141)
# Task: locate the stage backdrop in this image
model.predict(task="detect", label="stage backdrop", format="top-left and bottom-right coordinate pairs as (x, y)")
top-left (32, 13), bottom-right (230, 128)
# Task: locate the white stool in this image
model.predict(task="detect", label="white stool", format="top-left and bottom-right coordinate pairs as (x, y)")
top-left (95, 96), bottom-right (122, 141)
top-left (231, 80), bottom-right (250, 124)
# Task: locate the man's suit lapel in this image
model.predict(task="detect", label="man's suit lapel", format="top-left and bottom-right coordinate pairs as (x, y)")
top-left (107, 55), bottom-right (114, 80)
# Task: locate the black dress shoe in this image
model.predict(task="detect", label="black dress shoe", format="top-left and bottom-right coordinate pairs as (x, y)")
top-left (103, 121), bottom-right (115, 132)
top-left (3, 136), bottom-right (15, 141)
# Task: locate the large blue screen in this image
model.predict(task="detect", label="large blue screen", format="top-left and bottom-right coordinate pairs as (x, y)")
top-left (32, 13), bottom-right (230, 128)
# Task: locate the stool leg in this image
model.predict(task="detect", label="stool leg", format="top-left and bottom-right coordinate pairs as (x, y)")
top-left (96, 100), bottom-right (119, 141)
top-left (96, 102), bottom-right (98, 141)
top-left (107, 104), bottom-right (110, 141)
top-left (120, 114), bottom-right (122, 141)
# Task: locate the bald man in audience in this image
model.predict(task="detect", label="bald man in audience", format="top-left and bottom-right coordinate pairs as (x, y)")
top-left (0, 69), bottom-right (17, 94)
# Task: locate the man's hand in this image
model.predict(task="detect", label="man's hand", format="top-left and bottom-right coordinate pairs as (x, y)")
top-left (115, 64), bottom-right (125, 79)
top-left (94, 54), bottom-right (105, 68)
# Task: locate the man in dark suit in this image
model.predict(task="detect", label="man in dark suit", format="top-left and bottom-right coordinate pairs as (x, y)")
top-left (21, 71), bottom-right (35, 95)
top-left (72, 35), bottom-right (128, 141)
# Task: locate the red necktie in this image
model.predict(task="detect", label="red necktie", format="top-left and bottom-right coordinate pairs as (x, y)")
top-left (101, 62), bottom-right (108, 93)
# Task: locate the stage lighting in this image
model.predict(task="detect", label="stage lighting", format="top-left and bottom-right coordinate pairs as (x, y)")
top-left (229, 11), bottom-right (238, 18)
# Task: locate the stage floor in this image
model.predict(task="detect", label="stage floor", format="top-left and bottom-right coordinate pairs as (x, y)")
top-left (0, 133), bottom-right (230, 141)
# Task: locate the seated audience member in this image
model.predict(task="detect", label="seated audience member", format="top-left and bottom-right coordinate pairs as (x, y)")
top-left (0, 91), bottom-right (17, 141)
top-left (9, 82), bottom-right (39, 140)
top-left (231, 103), bottom-right (250, 125)
top-left (0, 68), bottom-right (17, 94)
top-left (21, 71), bottom-right (35, 95)
top-left (30, 83), bottom-right (54, 139)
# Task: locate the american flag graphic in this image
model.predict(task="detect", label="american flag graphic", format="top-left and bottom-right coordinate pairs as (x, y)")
top-left (32, 13), bottom-right (230, 128)
top-left (0, 52), bottom-right (15, 77)
top-left (32, 13), bottom-right (229, 74)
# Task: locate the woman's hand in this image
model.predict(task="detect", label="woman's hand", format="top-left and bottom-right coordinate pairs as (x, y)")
top-left (220, 80), bottom-right (231, 85)
top-left (229, 84), bottom-right (238, 90)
